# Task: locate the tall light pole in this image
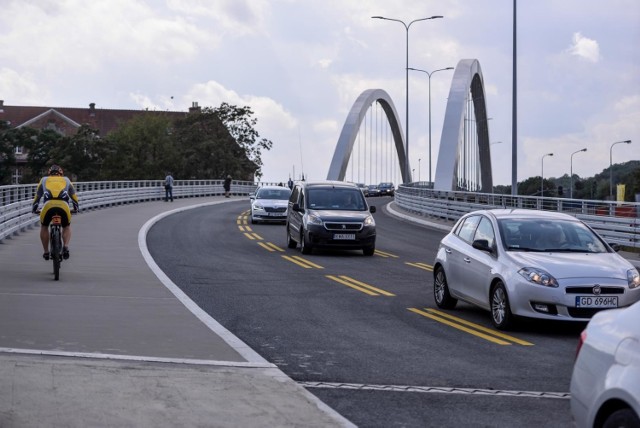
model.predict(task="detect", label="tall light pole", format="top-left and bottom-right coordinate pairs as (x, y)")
top-left (372, 15), bottom-right (443, 183)
top-left (418, 158), bottom-right (421, 182)
top-left (609, 140), bottom-right (632, 200)
top-left (541, 153), bottom-right (553, 197)
top-left (570, 148), bottom-right (587, 199)
top-left (408, 66), bottom-right (454, 186)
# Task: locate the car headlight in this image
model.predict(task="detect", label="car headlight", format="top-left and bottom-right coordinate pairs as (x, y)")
top-left (253, 203), bottom-right (265, 211)
top-left (628, 268), bottom-right (640, 289)
top-left (364, 215), bottom-right (375, 226)
top-left (518, 267), bottom-right (559, 288)
top-left (306, 213), bottom-right (323, 225)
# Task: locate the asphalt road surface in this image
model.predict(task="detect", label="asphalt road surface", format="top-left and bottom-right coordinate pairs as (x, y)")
top-left (147, 198), bottom-right (580, 427)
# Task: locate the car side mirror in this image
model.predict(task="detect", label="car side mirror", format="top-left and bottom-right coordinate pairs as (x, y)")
top-left (472, 239), bottom-right (493, 254)
top-left (609, 243), bottom-right (620, 252)
top-left (369, 206), bottom-right (376, 213)
top-left (249, 194), bottom-right (255, 200)
top-left (292, 203), bottom-right (303, 212)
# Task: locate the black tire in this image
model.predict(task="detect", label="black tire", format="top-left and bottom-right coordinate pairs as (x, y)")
top-left (603, 408), bottom-right (640, 428)
top-left (286, 225), bottom-right (297, 249)
top-left (490, 282), bottom-right (514, 330)
top-left (363, 245), bottom-right (375, 256)
top-left (433, 266), bottom-right (457, 309)
top-left (250, 217), bottom-right (257, 224)
top-left (51, 227), bottom-right (61, 281)
top-left (300, 229), bottom-right (313, 254)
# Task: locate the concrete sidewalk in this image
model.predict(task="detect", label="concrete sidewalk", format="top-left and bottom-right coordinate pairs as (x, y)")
top-left (0, 198), bottom-right (353, 428)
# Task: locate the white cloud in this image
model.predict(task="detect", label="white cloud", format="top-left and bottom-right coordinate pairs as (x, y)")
top-left (567, 32), bottom-right (601, 63)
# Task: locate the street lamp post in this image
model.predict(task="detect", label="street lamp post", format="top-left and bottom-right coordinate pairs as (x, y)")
top-left (609, 140), bottom-right (632, 200)
top-left (570, 148), bottom-right (587, 199)
top-left (541, 153), bottom-right (553, 197)
top-left (372, 15), bottom-right (443, 183)
top-left (418, 158), bottom-right (421, 182)
top-left (408, 66), bottom-right (454, 186)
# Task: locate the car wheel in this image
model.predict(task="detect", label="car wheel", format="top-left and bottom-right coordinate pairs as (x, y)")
top-left (363, 245), bottom-right (375, 256)
top-left (602, 408), bottom-right (640, 428)
top-left (433, 266), bottom-right (457, 309)
top-left (490, 282), bottom-right (514, 330)
top-left (286, 225), bottom-right (297, 249)
top-left (300, 229), bottom-right (313, 254)
top-left (251, 217), bottom-right (257, 224)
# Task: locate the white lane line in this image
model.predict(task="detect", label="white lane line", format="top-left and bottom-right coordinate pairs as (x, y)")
top-left (0, 347), bottom-right (273, 368)
top-left (138, 200), bottom-right (272, 366)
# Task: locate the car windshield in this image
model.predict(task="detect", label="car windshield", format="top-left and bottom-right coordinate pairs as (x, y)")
top-left (256, 188), bottom-right (290, 200)
top-left (497, 218), bottom-right (609, 253)
top-left (307, 188), bottom-right (367, 211)
top-left (379, 183), bottom-right (393, 188)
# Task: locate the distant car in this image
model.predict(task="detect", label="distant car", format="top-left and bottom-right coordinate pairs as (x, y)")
top-left (570, 300), bottom-right (640, 428)
top-left (356, 183), bottom-right (369, 197)
top-left (286, 181), bottom-right (377, 256)
top-left (432, 208), bottom-right (640, 330)
top-left (377, 182), bottom-right (395, 197)
top-left (249, 186), bottom-right (291, 224)
top-left (367, 185), bottom-right (381, 197)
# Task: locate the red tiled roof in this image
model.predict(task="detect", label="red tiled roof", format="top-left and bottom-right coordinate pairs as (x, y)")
top-left (0, 103), bottom-right (189, 137)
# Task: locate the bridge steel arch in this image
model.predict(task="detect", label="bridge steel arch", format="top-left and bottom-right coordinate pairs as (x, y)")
top-left (327, 89), bottom-right (411, 183)
top-left (434, 59), bottom-right (493, 192)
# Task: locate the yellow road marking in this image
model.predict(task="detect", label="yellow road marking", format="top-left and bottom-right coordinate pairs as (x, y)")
top-left (243, 232), bottom-right (263, 240)
top-left (405, 262), bottom-right (434, 271)
top-left (408, 308), bottom-right (512, 345)
top-left (281, 255), bottom-right (324, 269)
top-left (326, 275), bottom-right (379, 296)
top-left (325, 275), bottom-right (395, 296)
top-left (425, 309), bottom-right (534, 346)
top-left (238, 225), bottom-right (246, 232)
top-left (374, 250), bottom-right (399, 258)
top-left (258, 242), bottom-right (284, 252)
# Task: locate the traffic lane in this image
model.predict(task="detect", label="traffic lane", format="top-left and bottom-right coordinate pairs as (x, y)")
top-left (148, 201), bottom-right (580, 392)
top-left (313, 388), bottom-right (572, 428)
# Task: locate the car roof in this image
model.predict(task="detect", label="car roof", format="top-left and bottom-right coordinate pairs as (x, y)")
top-left (297, 180), bottom-right (358, 189)
top-left (257, 185), bottom-right (290, 191)
top-left (471, 208), bottom-right (578, 221)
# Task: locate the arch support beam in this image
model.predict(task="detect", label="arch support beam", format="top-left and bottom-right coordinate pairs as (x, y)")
top-left (327, 89), bottom-right (410, 183)
top-left (434, 59), bottom-right (493, 192)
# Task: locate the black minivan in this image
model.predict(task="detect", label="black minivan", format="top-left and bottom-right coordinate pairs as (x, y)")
top-left (286, 181), bottom-right (377, 256)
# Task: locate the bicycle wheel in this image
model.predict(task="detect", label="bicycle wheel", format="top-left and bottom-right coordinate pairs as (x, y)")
top-left (50, 226), bottom-right (61, 281)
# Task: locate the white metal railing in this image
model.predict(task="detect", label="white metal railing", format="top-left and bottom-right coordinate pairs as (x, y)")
top-left (0, 180), bottom-right (264, 242)
top-left (395, 184), bottom-right (640, 250)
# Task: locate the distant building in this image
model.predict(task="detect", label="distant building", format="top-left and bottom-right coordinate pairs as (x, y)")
top-left (0, 100), bottom-right (255, 183)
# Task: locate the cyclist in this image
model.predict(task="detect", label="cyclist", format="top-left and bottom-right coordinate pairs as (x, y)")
top-left (32, 164), bottom-right (79, 260)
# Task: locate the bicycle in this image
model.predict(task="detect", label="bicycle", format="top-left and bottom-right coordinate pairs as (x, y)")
top-left (35, 208), bottom-right (75, 281)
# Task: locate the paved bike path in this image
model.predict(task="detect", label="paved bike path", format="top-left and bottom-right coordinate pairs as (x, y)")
top-left (0, 197), bottom-right (353, 427)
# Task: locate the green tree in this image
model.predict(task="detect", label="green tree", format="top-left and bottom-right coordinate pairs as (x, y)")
top-left (23, 129), bottom-right (64, 183)
top-left (102, 114), bottom-right (177, 179)
top-left (0, 121), bottom-right (19, 184)
top-left (212, 103), bottom-right (272, 179)
top-left (49, 125), bottom-right (106, 181)
top-left (172, 107), bottom-right (254, 179)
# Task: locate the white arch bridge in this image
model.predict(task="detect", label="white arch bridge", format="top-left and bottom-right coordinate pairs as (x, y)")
top-left (327, 58), bottom-right (493, 192)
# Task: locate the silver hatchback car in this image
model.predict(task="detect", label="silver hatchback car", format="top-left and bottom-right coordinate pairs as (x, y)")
top-left (433, 209), bottom-right (640, 330)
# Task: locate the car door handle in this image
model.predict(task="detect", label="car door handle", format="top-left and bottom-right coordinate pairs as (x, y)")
top-left (445, 248), bottom-right (452, 254)
top-left (463, 257), bottom-right (471, 263)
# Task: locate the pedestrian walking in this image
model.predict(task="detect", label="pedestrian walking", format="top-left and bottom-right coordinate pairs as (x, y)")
top-left (223, 175), bottom-right (232, 198)
top-left (164, 172), bottom-right (174, 202)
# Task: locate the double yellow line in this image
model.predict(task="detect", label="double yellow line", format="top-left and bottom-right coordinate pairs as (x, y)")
top-left (326, 275), bottom-right (395, 296)
top-left (282, 255), bottom-right (324, 269)
top-left (408, 308), bottom-right (533, 346)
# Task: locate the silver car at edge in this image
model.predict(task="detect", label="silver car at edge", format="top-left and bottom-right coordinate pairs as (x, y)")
top-left (432, 209), bottom-right (640, 330)
top-left (249, 186), bottom-right (291, 224)
top-left (570, 300), bottom-right (640, 428)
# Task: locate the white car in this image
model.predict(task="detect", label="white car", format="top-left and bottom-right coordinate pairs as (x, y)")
top-left (570, 300), bottom-right (640, 428)
top-left (433, 209), bottom-right (640, 330)
top-left (249, 186), bottom-right (291, 224)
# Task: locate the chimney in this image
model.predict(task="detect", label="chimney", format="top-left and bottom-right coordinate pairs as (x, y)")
top-left (89, 102), bottom-right (96, 117)
top-left (189, 101), bottom-right (201, 114)
top-left (0, 100), bottom-right (4, 113)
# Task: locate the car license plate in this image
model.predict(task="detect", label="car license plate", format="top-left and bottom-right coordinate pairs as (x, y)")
top-left (268, 212), bottom-right (283, 216)
top-left (334, 233), bottom-right (355, 240)
top-left (575, 296), bottom-right (618, 308)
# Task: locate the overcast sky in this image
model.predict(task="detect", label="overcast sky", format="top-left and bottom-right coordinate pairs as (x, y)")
top-left (1, 0), bottom-right (638, 186)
